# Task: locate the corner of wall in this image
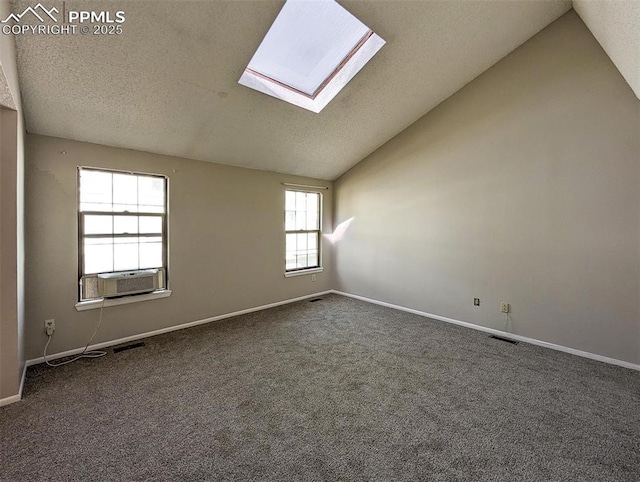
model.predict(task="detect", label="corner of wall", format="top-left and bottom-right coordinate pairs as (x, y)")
top-left (0, 0), bottom-right (26, 402)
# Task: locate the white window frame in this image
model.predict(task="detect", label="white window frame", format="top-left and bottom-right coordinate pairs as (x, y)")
top-left (77, 166), bottom-right (169, 303)
top-left (284, 189), bottom-right (323, 277)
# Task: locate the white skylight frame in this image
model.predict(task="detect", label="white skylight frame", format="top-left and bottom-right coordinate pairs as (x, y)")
top-left (239, 0), bottom-right (385, 113)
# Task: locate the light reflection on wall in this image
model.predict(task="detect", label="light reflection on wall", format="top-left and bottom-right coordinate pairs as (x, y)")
top-left (324, 217), bottom-right (354, 244)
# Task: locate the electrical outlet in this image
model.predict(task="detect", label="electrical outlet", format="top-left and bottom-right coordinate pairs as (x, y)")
top-left (311, 274), bottom-right (317, 282)
top-left (501, 302), bottom-right (510, 313)
top-left (44, 319), bottom-right (55, 336)
top-left (473, 298), bottom-right (480, 306)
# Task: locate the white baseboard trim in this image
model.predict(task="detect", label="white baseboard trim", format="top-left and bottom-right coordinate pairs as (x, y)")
top-left (0, 393), bottom-right (21, 407)
top-left (21, 288), bottom-right (639, 379)
top-left (332, 290), bottom-right (640, 372)
top-left (26, 290), bottom-right (333, 368)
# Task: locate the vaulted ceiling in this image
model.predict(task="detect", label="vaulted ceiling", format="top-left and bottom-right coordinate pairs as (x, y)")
top-left (10, 1), bottom-right (635, 180)
top-left (573, 0), bottom-right (640, 99)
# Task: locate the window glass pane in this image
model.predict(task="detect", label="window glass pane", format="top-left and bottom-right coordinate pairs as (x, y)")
top-left (139, 216), bottom-right (163, 234)
top-left (286, 233), bottom-right (297, 252)
top-left (80, 170), bottom-right (112, 210)
top-left (307, 253), bottom-right (318, 267)
top-left (84, 215), bottom-right (113, 235)
top-left (284, 191), bottom-right (321, 231)
top-left (297, 232), bottom-right (308, 251)
top-left (285, 190), bottom-right (296, 211)
top-left (139, 241), bottom-right (162, 269)
top-left (295, 192), bottom-right (306, 211)
top-left (307, 193), bottom-right (318, 212)
top-left (80, 202), bottom-right (112, 212)
top-left (285, 255), bottom-right (296, 271)
top-left (285, 210), bottom-right (296, 231)
top-left (113, 238), bottom-right (139, 271)
top-left (296, 254), bottom-right (309, 269)
top-left (295, 210), bottom-right (306, 230)
top-left (84, 238), bottom-right (113, 274)
top-left (138, 176), bottom-right (165, 207)
top-left (114, 216), bottom-right (138, 234)
top-left (113, 173), bottom-right (138, 212)
top-left (308, 232), bottom-right (317, 249)
top-left (306, 211), bottom-right (318, 230)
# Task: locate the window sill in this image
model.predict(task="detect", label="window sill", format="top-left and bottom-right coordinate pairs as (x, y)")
top-left (75, 289), bottom-right (172, 311)
top-left (284, 267), bottom-right (324, 278)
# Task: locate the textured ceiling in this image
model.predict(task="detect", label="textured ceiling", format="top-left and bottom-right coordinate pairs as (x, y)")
top-left (0, 67), bottom-right (16, 109)
top-left (13, 0), bottom-right (572, 180)
top-left (574, 0), bottom-right (640, 100)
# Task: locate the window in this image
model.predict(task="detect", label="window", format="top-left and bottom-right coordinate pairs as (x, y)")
top-left (239, 0), bottom-right (385, 113)
top-left (285, 190), bottom-right (321, 273)
top-left (78, 167), bottom-right (168, 301)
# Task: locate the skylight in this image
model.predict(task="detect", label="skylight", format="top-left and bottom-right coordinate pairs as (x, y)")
top-left (239, 0), bottom-right (385, 113)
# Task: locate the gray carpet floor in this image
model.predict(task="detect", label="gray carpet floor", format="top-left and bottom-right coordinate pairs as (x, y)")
top-left (1, 294), bottom-right (639, 481)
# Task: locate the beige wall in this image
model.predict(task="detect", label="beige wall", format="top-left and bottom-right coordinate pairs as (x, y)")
top-left (25, 134), bottom-right (332, 360)
top-left (0, 0), bottom-right (26, 401)
top-left (333, 11), bottom-right (640, 364)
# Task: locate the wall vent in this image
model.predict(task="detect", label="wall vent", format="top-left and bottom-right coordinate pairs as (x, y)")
top-left (489, 334), bottom-right (519, 345)
top-left (113, 342), bottom-right (145, 353)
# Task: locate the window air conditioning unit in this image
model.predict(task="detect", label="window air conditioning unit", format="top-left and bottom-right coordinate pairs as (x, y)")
top-left (98, 269), bottom-right (160, 298)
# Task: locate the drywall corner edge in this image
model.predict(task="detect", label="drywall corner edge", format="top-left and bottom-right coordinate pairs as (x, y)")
top-left (0, 362), bottom-right (26, 407)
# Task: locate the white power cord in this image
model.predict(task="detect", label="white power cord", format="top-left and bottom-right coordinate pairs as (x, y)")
top-left (43, 298), bottom-right (107, 367)
top-left (504, 312), bottom-right (511, 332)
